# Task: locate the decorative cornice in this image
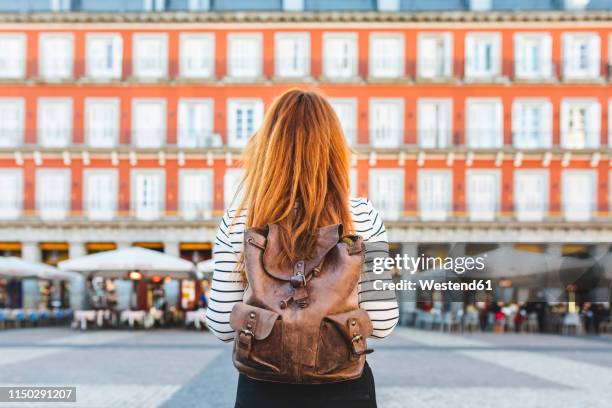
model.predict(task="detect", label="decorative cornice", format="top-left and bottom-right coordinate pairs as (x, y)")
top-left (0, 11), bottom-right (610, 24)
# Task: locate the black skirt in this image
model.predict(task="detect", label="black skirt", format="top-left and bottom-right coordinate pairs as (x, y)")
top-left (234, 362), bottom-right (377, 408)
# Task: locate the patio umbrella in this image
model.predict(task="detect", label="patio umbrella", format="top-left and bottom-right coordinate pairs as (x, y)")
top-left (58, 247), bottom-right (196, 279)
top-left (196, 259), bottom-right (215, 279)
top-left (0, 256), bottom-right (75, 281)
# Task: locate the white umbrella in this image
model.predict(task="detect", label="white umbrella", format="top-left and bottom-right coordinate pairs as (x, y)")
top-left (58, 247), bottom-right (196, 279)
top-left (0, 256), bottom-right (74, 281)
top-left (197, 259), bottom-right (214, 273)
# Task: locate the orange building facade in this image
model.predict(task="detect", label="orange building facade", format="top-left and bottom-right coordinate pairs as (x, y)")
top-left (0, 11), bottom-right (611, 274)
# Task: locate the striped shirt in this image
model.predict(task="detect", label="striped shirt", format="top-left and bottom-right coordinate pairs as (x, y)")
top-left (205, 197), bottom-right (399, 343)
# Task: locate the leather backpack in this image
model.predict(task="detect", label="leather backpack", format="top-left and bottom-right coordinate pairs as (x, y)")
top-left (229, 223), bottom-right (373, 384)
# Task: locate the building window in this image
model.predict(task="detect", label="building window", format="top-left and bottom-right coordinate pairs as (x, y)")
top-left (177, 98), bottom-right (214, 147)
top-left (369, 98), bottom-right (403, 148)
top-left (224, 168), bottom-right (244, 208)
top-left (227, 33), bottom-right (262, 79)
top-left (514, 33), bottom-right (552, 79)
top-left (0, 98), bottom-right (24, 147)
top-left (84, 170), bottom-right (118, 220)
top-left (143, 0), bottom-right (165, 11)
top-left (0, 34), bottom-right (26, 79)
top-left (179, 33), bottom-right (214, 79)
top-left (132, 170), bottom-right (164, 220)
top-left (0, 169), bottom-right (22, 220)
top-left (227, 99), bottom-right (263, 148)
top-left (514, 170), bottom-right (548, 221)
top-left (512, 98), bottom-right (552, 149)
top-left (562, 170), bottom-right (596, 221)
top-left (86, 33), bottom-right (122, 80)
top-left (368, 169), bottom-right (404, 220)
top-left (38, 98), bottom-right (72, 148)
top-left (179, 169), bottom-right (213, 220)
top-left (132, 99), bottom-right (166, 148)
top-left (369, 33), bottom-right (404, 78)
top-left (562, 32), bottom-right (600, 79)
top-left (560, 98), bottom-right (600, 149)
top-left (466, 98), bottom-right (503, 148)
top-left (50, 0), bottom-right (71, 10)
top-left (418, 98), bottom-right (452, 148)
top-left (350, 168), bottom-right (358, 197)
top-left (36, 169), bottom-right (70, 220)
top-left (188, 0), bottom-right (210, 10)
top-left (329, 98), bottom-right (357, 146)
top-left (417, 33), bottom-right (452, 79)
top-left (418, 170), bottom-right (452, 221)
top-left (39, 33), bottom-right (73, 80)
top-left (466, 170), bottom-right (500, 221)
top-left (133, 33), bottom-right (168, 79)
top-left (465, 32), bottom-right (501, 79)
top-left (85, 98), bottom-right (119, 148)
top-left (275, 32), bottom-right (309, 78)
top-left (323, 33), bottom-right (358, 79)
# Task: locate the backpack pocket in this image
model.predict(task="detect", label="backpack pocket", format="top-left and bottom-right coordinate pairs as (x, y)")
top-left (315, 308), bottom-right (373, 375)
top-left (230, 303), bottom-right (283, 373)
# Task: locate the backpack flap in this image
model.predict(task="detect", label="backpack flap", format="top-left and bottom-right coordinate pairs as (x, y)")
top-left (323, 308), bottom-right (373, 356)
top-left (230, 302), bottom-right (280, 340)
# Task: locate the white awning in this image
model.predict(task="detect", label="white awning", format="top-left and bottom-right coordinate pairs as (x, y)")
top-left (58, 247), bottom-right (196, 279)
top-left (0, 257), bottom-right (76, 281)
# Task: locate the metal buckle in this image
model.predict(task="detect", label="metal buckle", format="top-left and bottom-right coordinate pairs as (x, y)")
top-left (240, 328), bottom-right (254, 337)
top-left (351, 334), bottom-right (363, 344)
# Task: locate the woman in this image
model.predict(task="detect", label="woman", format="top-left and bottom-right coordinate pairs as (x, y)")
top-left (205, 89), bottom-right (399, 408)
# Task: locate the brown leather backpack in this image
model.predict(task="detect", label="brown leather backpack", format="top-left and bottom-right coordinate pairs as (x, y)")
top-left (229, 223), bottom-right (373, 384)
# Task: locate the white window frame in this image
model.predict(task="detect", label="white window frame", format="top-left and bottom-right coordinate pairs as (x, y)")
top-left (562, 32), bottom-right (600, 80)
top-left (227, 98), bottom-right (264, 148)
top-left (83, 169), bottom-right (118, 221)
top-left (562, 170), bottom-right (596, 221)
top-left (512, 98), bottom-right (552, 149)
top-left (465, 98), bottom-right (503, 149)
top-left (227, 33), bottom-right (263, 79)
top-left (329, 97), bottom-right (357, 146)
top-left (131, 169), bottom-right (165, 220)
top-left (417, 32), bottom-right (452, 79)
top-left (418, 170), bottom-right (452, 221)
top-left (0, 33), bottom-right (26, 79)
top-left (131, 98), bottom-right (166, 148)
top-left (466, 169), bottom-right (501, 221)
top-left (39, 33), bottom-right (74, 80)
top-left (85, 98), bottom-right (119, 148)
top-left (179, 33), bottom-right (215, 79)
top-left (513, 32), bottom-right (553, 80)
top-left (179, 169), bottom-right (213, 220)
top-left (85, 33), bottom-right (123, 80)
top-left (368, 169), bottom-right (404, 221)
top-left (275, 32), bottom-right (310, 78)
top-left (36, 168), bottom-right (70, 220)
top-left (560, 98), bottom-right (600, 149)
top-left (369, 98), bottom-right (404, 148)
top-left (143, 0), bottom-right (166, 11)
top-left (177, 98), bottom-right (214, 148)
top-left (417, 98), bottom-right (453, 148)
top-left (465, 32), bottom-right (501, 79)
top-left (37, 97), bottom-right (73, 148)
top-left (0, 98), bottom-right (25, 147)
top-left (350, 168), bottom-right (358, 197)
top-left (514, 170), bottom-right (549, 222)
top-left (369, 33), bottom-right (404, 79)
top-left (0, 169), bottom-right (22, 220)
top-left (322, 32), bottom-right (358, 79)
top-left (132, 33), bottom-right (168, 80)
top-left (224, 168), bottom-right (244, 209)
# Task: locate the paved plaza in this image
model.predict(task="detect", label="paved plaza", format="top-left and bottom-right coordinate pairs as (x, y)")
top-left (0, 327), bottom-right (611, 407)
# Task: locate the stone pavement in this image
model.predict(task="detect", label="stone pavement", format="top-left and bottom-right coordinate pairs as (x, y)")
top-left (0, 327), bottom-right (611, 407)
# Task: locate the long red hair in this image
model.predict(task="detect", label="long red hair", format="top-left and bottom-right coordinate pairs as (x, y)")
top-left (233, 88), bottom-right (354, 271)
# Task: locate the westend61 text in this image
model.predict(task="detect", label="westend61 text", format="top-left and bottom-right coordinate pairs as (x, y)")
top-left (373, 279), bottom-right (494, 291)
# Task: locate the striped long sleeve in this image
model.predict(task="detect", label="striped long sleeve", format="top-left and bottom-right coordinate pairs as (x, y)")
top-left (205, 198), bottom-right (399, 342)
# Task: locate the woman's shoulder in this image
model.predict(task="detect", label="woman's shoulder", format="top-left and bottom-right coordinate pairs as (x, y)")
top-left (349, 197), bottom-right (375, 213)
